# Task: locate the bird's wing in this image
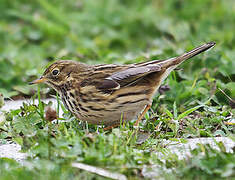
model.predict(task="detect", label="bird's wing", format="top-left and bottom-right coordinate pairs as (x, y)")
top-left (95, 42), bottom-right (216, 91)
top-left (97, 64), bottom-right (161, 90)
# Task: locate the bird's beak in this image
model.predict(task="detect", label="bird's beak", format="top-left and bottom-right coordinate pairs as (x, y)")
top-left (29, 76), bottom-right (47, 85)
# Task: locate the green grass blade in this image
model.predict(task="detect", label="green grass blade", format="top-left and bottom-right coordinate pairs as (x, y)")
top-left (173, 101), bottom-right (178, 119)
top-left (165, 108), bottom-right (173, 119)
top-left (37, 85), bottom-right (44, 121)
top-left (177, 105), bottom-right (204, 120)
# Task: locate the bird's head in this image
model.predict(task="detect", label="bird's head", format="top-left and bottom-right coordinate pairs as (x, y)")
top-left (29, 60), bottom-right (87, 89)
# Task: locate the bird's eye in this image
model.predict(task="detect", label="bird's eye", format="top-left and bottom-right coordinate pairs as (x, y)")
top-left (52, 69), bottom-right (59, 76)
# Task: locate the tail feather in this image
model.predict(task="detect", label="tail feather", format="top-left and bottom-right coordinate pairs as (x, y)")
top-left (159, 42), bottom-right (216, 68)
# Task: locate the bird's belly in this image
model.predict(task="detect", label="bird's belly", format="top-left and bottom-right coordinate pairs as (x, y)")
top-left (78, 88), bottom-right (151, 125)
top-left (78, 102), bottom-right (148, 126)
top-left (61, 87), bottom-right (151, 125)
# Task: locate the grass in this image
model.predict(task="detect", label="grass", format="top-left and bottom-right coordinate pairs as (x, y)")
top-left (0, 97), bottom-right (234, 179)
top-left (0, 0), bottom-right (234, 179)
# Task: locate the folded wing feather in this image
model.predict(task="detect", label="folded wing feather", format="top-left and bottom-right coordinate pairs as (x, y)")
top-left (97, 64), bottom-right (161, 91)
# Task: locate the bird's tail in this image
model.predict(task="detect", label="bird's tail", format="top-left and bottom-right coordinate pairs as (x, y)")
top-left (159, 42), bottom-right (216, 69)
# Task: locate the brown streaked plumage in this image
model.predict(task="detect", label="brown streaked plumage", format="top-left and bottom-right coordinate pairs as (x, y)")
top-left (30, 42), bottom-right (216, 126)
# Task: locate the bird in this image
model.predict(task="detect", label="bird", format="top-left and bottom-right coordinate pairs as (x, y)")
top-left (30, 42), bottom-right (216, 128)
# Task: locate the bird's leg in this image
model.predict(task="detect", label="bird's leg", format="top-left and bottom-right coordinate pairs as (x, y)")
top-left (105, 105), bottom-right (151, 130)
top-left (104, 112), bottom-right (125, 130)
top-left (103, 124), bottom-right (120, 131)
top-left (134, 104), bottom-right (151, 126)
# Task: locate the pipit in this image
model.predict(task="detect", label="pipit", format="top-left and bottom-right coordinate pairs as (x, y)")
top-left (30, 42), bottom-right (216, 127)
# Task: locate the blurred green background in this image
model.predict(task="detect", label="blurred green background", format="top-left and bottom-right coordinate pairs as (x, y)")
top-left (0, 0), bottom-right (234, 105)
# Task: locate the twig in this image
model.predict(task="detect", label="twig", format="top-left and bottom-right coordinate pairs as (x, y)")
top-left (218, 88), bottom-right (234, 102)
top-left (72, 162), bottom-right (127, 180)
